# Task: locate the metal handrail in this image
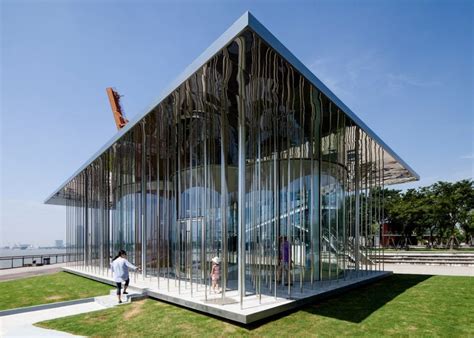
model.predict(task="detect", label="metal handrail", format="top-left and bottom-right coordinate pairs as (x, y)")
top-left (0, 253), bottom-right (74, 270)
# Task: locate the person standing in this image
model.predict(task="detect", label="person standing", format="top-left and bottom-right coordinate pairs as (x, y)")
top-left (210, 256), bottom-right (221, 294)
top-left (280, 236), bottom-right (290, 286)
top-left (111, 250), bottom-right (139, 303)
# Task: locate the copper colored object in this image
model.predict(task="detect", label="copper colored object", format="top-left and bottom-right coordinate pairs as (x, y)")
top-left (106, 87), bottom-right (128, 130)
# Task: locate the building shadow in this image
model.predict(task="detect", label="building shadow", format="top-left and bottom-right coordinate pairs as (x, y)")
top-left (299, 274), bottom-right (432, 324)
top-left (244, 274), bottom-right (432, 329)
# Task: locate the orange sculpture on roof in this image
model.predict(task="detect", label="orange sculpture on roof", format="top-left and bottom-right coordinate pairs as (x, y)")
top-left (106, 87), bottom-right (128, 130)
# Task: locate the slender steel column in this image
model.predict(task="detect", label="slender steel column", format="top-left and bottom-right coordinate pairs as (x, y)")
top-left (309, 90), bottom-right (315, 286)
top-left (316, 93), bottom-right (323, 283)
top-left (238, 105), bottom-right (246, 306)
top-left (84, 172), bottom-right (88, 268)
top-left (203, 129), bottom-right (208, 301)
top-left (273, 123), bottom-right (279, 299)
top-left (236, 36), bottom-right (246, 307)
top-left (141, 120), bottom-right (147, 279)
top-left (220, 104), bottom-right (228, 299)
top-left (155, 111), bottom-right (162, 289)
top-left (354, 127), bottom-right (360, 273)
top-left (382, 149), bottom-right (385, 272)
top-left (99, 158), bottom-right (104, 272)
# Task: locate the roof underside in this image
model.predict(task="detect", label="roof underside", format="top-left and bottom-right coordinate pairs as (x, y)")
top-left (45, 11), bottom-right (418, 205)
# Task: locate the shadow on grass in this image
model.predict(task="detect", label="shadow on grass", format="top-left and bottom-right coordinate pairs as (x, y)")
top-left (35, 274), bottom-right (434, 335)
top-left (301, 274), bottom-right (431, 323)
top-left (244, 274), bottom-right (432, 329)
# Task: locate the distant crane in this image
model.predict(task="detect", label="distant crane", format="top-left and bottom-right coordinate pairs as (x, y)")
top-left (106, 87), bottom-right (128, 130)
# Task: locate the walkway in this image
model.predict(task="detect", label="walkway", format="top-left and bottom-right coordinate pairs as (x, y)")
top-left (0, 302), bottom-right (105, 337)
top-left (384, 263), bottom-right (474, 276)
top-left (0, 263), bottom-right (68, 281)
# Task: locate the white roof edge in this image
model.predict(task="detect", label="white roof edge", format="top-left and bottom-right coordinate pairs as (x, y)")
top-left (246, 12), bottom-right (419, 181)
top-left (44, 12), bottom-right (251, 204)
top-left (45, 11), bottom-right (418, 204)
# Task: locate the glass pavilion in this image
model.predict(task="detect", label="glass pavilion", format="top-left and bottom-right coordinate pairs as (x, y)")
top-left (46, 12), bottom-right (418, 317)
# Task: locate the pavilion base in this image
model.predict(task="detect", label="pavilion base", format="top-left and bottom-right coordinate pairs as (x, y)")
top-left (63, 266), bottom-right (392, 324)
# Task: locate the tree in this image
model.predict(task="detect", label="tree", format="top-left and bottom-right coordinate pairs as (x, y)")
top-left (463, 210), bottom-right (474, 245)
top-left (384, 189), bottom-right (422, 249)
top-left (382, 179), bottom-right (474, 248)
top-left (430, 180), bottom-right (474, 248)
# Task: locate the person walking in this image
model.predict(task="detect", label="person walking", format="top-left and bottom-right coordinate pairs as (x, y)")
top-left (111, 250), bottom-right (139, 303)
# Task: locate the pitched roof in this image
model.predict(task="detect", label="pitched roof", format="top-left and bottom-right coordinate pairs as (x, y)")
top-left (45, 11), bottom-right (418, 204)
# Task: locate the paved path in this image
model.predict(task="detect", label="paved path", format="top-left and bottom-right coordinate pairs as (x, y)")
top-left (0, 302), bottom-right (106, 337)
top-left (385, 263), bottom-right (474, 276)
top-left (0, 263), bottom-right (68, 281)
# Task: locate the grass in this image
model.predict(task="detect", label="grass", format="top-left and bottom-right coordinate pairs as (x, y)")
top-left (36, 274), bottom-right (474, 337)
top-left (0, 272), bottom-right (111, 311)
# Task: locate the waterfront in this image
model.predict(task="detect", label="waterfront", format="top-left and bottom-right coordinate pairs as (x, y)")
top-left (0, 249), bottom-right (67, 269)
top-left (0, 248), bottom-right (66, 257)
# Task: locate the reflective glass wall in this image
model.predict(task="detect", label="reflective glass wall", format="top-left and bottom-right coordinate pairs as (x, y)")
top-left (61, 29), bottom-right (388, 303)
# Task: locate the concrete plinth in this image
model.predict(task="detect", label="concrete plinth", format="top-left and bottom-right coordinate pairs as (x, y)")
top-left (63, 266), bottom-right (391, 324)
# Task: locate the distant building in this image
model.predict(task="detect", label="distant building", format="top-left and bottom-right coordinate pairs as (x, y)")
top-left (13, 244), bottom-right (31, 250)
top-left (55, 240), bottom-right (64, 248)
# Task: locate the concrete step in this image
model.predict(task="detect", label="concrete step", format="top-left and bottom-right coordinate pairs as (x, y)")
top-left (376, 262), bottom-right (474, 266)
top-left (371, 259), bottom-right (474, 266)
top-left (380, 255), bottom-right (474, 257)
top-left (372, 254), bottom-right (473, 260)
top-left (379, 254), bottom-right (474, 257)
top-left (368, 253), bottom-right (474, 266)
top-left (383, 261), bottom-right (474, 266)
top-left (381, 259), bottom-right (474, 262)
top-left (379, 258), bottom-right (474, 261)
top-left (108, 289), bottom-right (136, 296)
top-left (95, 295), bottom-right (130, 308)
top-left (94, 290), bottom-right (145, 308)
top-left (378, 256), bottom-right (474, 260)
top-left (374, 257), bottom-right (474, 263)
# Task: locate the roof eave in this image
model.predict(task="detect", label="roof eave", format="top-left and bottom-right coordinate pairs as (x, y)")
top-left (44, 12), bottom-right (253, 205)
top-left (45, 11), bottom-right (419, 205)
top-left (246, 12), bottom-right (419, 181)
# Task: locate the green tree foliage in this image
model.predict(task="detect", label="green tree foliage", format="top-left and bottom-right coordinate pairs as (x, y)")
top-left (384, 179), bottom-right (474, 248)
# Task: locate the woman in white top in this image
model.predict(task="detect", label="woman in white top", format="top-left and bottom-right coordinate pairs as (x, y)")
top-left (110, 250), bottom-right (139, 303)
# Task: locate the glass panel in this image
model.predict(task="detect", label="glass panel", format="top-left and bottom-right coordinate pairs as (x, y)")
top-left (61, 27), bottom-right (388, 304)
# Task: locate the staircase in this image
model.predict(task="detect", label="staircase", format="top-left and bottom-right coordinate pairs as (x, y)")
top-left (94, 289), bottom-right (146, 308)
top-left (322, 233), bottom-right (375, 266)
top-left (373, 252), bottom-right (474, 266)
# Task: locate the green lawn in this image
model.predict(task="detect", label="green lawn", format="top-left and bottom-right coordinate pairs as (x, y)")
top-left (0, 272), bottom-right (111, 311)
top-left (37, 274), bottom-right (473, 337)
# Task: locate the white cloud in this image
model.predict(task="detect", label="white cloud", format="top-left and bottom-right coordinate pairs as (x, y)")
top-left (386, 73), bottom-right (441, 88)
top-left (307, 50), bottom-right (393, 106)
top-left (308, 50), bottom-right (441, 101)
top-left (308, 57), bottom-right (350, 97)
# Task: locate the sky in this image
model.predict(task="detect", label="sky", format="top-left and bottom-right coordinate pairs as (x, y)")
top-left (1, 0), bottom-right (473, 247)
